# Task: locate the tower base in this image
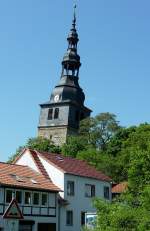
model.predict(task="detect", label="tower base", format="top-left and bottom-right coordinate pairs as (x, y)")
top-left (38, 126), bottom-right (78, 146)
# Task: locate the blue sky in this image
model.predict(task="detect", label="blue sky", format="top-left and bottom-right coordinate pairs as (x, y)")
top-left (0, 0), bottom-right (150, 161)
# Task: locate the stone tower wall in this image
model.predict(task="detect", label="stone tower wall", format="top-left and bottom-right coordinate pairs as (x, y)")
top-left (38, 126), bottom-right (78, 146)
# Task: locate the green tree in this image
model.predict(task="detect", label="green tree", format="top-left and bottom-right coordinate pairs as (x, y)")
top-left (93, 198), bottom-right (150, 231)
top-left (62, 112), bottom-right (121, 157)
top-left (62, 136), bottom-right (87, 157)
top-left (102, 124), bottom-right (150, 182)
top-left (80, 112), bottom-right (121, 150)
top-left (93, 113), bottom-right (121, 150)
top-left (92, 135), bottom-right (150, 231)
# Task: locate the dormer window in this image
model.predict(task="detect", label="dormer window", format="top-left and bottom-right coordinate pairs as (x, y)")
top-left (54, 108), bottom-right (59, 119)
top-left (48, 108), bottom-right (53, 120)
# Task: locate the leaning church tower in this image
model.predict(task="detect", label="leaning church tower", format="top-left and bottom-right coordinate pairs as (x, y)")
top-left (38, 7), bottom-right (92, 145)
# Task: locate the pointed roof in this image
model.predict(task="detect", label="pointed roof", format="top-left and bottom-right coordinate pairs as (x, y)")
top-left (62, 5), bottom-right (81, 69)
top-left (39, 5), bottom-right (92, 118)
top-left (67, 5), bottom-right (79, 43)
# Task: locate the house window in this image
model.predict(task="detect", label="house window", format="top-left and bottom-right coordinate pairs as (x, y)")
top-left (104, 186), bottom-right (110, 200)
top-left (48, 108), bottom-right (53, 120)
top-left (85, 184), bottom-right (95, 197)
top-left (16, 191), bottom-right (22, 204)
top-left (25, 192), bottom-right (31, 205)
top-left (6, 189), bottom-right (13, 203)
top-left (54, 108), bottom-right (59, 119)
top-left (41, 193), bottom-right (48, 206)
top-left (66, 210), bottom-right (73, 226)
top-left (81, 212), bottom-right (86, 225)
top-left (33, 192), bottom-right (39, 205)
top-left (67, 181), bottom-right (74, 196)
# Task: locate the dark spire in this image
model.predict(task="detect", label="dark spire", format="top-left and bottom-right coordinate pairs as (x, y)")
top-left (61, 5), bottom-right (81, 78)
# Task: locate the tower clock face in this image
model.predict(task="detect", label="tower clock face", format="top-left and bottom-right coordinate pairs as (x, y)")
top-left (54, 94), bottom-right (59, 102)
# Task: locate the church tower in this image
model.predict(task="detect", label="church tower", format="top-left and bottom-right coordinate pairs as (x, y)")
top-left (38, 7), bottom-right (92, 145)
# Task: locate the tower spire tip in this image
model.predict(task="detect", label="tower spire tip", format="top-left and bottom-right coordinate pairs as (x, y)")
top-left (72, 4), bottom-right (77, 27)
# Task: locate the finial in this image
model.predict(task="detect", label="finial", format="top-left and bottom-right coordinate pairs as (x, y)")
top-left (72, 4), bottom-right (77, 28)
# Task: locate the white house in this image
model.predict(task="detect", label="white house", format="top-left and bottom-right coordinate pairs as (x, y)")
top-left (14, 148), bottom-right (112, 231)
top-left (0, 161), bottom-right (60, 231)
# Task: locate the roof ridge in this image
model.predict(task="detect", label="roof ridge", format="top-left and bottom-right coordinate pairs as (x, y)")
top-left (29, 150), bottom-right (52, 181)
top-left (36, 150), bottom-right (87, 162)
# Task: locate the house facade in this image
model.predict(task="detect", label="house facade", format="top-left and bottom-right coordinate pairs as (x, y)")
top-left (14, 149), bottom-right (112, 231)
top-left (0, 162), bottom-right (60, 231)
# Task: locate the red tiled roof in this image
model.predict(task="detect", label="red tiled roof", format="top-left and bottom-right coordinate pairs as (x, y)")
top-left (33, 150), bottom-right (112, 182)
top-left (0, 162), bottom-right (60, 192)
top-left (112, 182), bottom-right (128, 193)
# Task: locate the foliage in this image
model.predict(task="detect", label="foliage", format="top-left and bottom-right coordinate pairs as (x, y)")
top-left (62, 136), bottom-right (87, 158)
top-left (93, 198), bottom-right (150, 231)
top-left (62, 112), bottom-right (121, 157)
top-left (92, 139), bottom-right (150, 231)
top-left (79, 112), bottom-right (121, 150)
top-left (100, 123), bottom-right (150, 182)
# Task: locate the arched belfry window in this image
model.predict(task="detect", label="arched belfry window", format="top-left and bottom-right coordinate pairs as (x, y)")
top-left (54, 108), bottom-right (59, 119)
top-left (47, 108), bottom-right (53, 120)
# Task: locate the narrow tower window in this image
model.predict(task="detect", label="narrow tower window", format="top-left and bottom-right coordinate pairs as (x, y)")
top-left (54, 108), bottom-right (59, 119)
top-left (48, 108), bottom-right (53, 120)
